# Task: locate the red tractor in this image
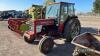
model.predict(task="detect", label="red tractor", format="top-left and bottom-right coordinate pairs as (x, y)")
top-left (23, 2), bottom-right (80, 53)
top-left (23, 2), bottom-right (81, 54)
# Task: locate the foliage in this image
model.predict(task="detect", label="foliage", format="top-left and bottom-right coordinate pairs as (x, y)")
top-left (93, 0), bottom-right (100, 14)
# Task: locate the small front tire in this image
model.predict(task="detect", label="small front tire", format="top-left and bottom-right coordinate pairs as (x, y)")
top-left (39, 36), bottom-right (54, 54)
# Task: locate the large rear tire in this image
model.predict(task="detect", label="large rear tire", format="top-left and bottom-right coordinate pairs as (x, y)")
top-left (39, 36), bottom-right (54, 54)
top-left (63, 18), bottom-right (81, 42)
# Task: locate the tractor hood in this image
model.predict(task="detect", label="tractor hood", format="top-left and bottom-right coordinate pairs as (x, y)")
top-left (34, 19), bottom-right (54, 25)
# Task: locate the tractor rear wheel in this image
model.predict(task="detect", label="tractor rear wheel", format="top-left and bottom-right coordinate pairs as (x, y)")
top-left (64, 18), bottom-right (81, 42)
top-left (39, 36), bottom-right (54, 54)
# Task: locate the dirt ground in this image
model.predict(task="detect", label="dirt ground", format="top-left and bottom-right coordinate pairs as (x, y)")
top-left (0, 16), bottom-right (100, 56)
top-left (79, 16), bottom-right (100, 34)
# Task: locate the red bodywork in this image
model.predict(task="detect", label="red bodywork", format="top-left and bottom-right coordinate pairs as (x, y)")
top-left (58, 22), bottom-right (64, 33)
top-left (34, 19), bottom-right (54, 34)
top-left (24, 18), bottom-right (65, 40)
top-left (24, 19), bottom-right (55, 39)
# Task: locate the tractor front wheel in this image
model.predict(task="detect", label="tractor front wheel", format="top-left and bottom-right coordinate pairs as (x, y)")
top-left (39, 36), bottom-right (54, 54)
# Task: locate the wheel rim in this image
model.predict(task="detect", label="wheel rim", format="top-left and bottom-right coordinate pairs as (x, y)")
top-left (71, 22), bottom-right (80, 38)
top-left (44, 41), bottom-right (50, 51)
top-left (42, 39), bottom-right (54, 52)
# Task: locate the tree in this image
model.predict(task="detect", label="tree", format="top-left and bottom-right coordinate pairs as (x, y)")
top-left (93, 0), bottom-right (100, 14)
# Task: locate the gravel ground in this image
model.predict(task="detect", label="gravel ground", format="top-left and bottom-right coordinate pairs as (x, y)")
top-left (79, 16), bottom-right (100, 34)
top-left (0, 16), bottom-right (100, 56)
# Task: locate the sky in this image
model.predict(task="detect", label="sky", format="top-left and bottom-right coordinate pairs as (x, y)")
top-left (0, 0), bottom-right (95, 13)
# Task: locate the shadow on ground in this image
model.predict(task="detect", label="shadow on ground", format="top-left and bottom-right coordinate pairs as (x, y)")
top-left (46, 42), bottom-right (75, 56)
top-left (81, 27), bottom-right (98, 34)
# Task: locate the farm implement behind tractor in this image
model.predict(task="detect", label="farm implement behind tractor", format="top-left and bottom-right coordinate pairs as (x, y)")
top-left (72, 32), bottom-right (100, 56)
